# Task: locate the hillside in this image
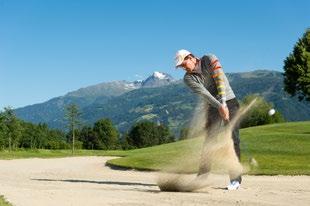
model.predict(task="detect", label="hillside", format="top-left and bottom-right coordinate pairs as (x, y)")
top-left (15, 70), bottom-right (310, 133)
top-left (81, 70), bottom-right (310, 133)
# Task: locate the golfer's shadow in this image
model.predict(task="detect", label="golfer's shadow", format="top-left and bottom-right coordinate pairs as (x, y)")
top-left (31, 178), bottom-right (159, 192)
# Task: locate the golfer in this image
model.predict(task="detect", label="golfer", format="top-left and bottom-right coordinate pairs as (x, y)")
top-left (175, 49), bottom-right (241, 190)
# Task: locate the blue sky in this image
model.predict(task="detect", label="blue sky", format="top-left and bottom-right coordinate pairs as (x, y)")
top-left (0, 0), bottom-right (309, 109)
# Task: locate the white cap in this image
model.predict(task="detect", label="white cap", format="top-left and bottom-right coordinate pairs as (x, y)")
top-left (175, 49), bottom-right (191, 67)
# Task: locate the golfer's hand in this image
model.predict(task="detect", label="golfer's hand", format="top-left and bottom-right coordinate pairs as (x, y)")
top-left (218, 104), bottom-right (230, 121)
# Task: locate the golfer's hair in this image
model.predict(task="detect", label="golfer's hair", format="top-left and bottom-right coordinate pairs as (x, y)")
top-left (188, 53), bottom-right (199, 61)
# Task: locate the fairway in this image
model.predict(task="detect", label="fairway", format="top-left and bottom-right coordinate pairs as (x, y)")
top-left (107, 121), bottom-right (310, 175)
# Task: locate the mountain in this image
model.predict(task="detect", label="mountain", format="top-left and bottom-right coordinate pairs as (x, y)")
top-left (141, 71), bottom-right (175, 87)
top-left (67, 80), bottom-right (141, 99)
top-left (13, 80), bottom-right (142, 126)
top-left (14, 72), bottom-right (176, 128)
top-left (15, 70), bottom-right (310, 133)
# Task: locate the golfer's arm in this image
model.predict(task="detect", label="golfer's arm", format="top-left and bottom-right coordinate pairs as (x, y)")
top-left (184, 75), bottom-right (222, 108)
top-left (209, 55), bottom-right (226, 104)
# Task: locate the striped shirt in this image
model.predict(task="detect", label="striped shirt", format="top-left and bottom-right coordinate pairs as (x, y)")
top-left (183, 54), bottom-right (236, 108)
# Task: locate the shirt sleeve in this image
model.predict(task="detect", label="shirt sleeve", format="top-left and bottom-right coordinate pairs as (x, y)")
top-left (183, 74), bottom-right (222, 108)
top-left (208, 54), bottom-right (227, 104)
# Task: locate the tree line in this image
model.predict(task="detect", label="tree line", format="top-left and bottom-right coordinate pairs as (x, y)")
top-left (0, 94), bottom-right (285, 151)
top-left (0, 105), bottom-right (175, 151)
top-left (0, 107), bottom-right (67, 150)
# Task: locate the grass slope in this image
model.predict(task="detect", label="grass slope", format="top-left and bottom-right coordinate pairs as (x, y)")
top-left (107, 122), bottom-right (310, 175)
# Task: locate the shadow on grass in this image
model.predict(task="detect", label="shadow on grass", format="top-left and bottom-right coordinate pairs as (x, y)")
top-left (105, 161), bottom-right (155, 172)
top-left (104, 162), bottom-right (133, 171)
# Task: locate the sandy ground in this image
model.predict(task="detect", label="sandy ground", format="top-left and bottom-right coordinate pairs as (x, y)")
top-left (0, 156), bottom-right (309, 206)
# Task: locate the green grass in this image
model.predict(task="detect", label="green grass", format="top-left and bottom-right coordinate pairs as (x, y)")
top-left (107, 121), bottom-right (310, 175)
top-left (0, 122), bottom-right (309, 175)
top-left (240, 121), bottom-right (310, 175)
top-left (106, 137), bottom-right (203, 172)
top-left (0, 196), bottom-right (12, 206)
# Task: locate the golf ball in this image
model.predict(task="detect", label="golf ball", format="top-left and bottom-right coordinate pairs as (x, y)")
top-left (268, 108), bottom-right (275, 116)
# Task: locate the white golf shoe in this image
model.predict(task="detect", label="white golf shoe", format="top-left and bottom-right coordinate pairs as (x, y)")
top-left (227, 180), bottom-right (240, 190)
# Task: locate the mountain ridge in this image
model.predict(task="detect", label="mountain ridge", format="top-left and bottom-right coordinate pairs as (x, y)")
top-left (14, 70), bottom-right (310, 133)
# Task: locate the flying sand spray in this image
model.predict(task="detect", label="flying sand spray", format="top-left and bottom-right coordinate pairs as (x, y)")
top-left (157, 99), bottom-right (258, 192)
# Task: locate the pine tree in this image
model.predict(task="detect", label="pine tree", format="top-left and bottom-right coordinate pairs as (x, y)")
top-left (65, 104), bottom-right (81, 154)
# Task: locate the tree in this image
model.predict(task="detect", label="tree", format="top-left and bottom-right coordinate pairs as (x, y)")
top-left (19, 122), bottom-right (37, 149)
top-left (79, 126), bottom-right (99, 150)
top-left (0, 113), bottom-right (7, 149)
top-left (1, 107), bottom-right (22, 151)
top-left (240, 95), bottom-right (285, 128)
top-left (157, 124), bottom-right (175, 144)
top-left (283, 28), bottom-right (310, 101)
top-left (93, 118), bottom-right (119, 149)
top-left (0, 108), bottom-right (69, 150)
top-left (179, 127), bottom-right (190, 140)
top-left (65, 104), bottom-right (81, 154)
top-left (127, 121), bottom-right (174, 148)
top-left (45, 128), bottom-right (67, 149)
top-left (36, 123), bottom-right (49, 149)
top-left (128, 121), bottom-right (158, 148)
top-left (119, 132), bottom-right (134, 150)
top-left (19, 121), bottom-right (58, 149)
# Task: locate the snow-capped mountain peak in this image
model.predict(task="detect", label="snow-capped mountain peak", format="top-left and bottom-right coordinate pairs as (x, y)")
top-left (153, 71), bottom-right (167, 79)
top-left (141, 71), bottom-right (175, 88)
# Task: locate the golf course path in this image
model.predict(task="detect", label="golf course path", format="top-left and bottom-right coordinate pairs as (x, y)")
top-left (0, 156), bottom-right (309, 206)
